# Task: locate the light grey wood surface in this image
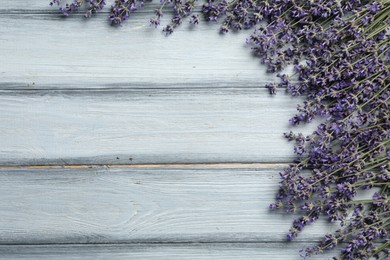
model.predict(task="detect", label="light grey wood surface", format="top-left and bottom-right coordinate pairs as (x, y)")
top-left (0, 89), bottom-right (310, 165)
top-left (0, 166), bottom-right (337, 244)
top-left (0, 14), bottom-right (281, 90)
top-left (2, 2), bottom-right (195, 12)
top-left (0, 243), bottom-right (337, 260)
top-left (0, 2), bottom-right (333, 259)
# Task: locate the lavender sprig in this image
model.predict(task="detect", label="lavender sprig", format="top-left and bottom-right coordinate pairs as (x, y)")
top-left (110, 0), bottom-right (144, 25)
top-left (60, 0), bottom-right (83, 16)
top-left (50, 0), bottom-right (106, 17)
top-left (85, 0), bottom-right (107, 17)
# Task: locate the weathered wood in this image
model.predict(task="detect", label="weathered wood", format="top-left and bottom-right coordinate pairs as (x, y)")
top-left (0, 89), bottom-right (314, 165)
top-left (0, 7), bottom-right (303, 166)
top-left (0, 1), bottom-right (193, 13)
top-left (0, 243), bottom-right (337, 259)
top-left (0, 5), bottom-right (334, 258)
top-left (0, 14), bottom-right (287, 90)
top-left (0, 166), bottom-right (338, 244)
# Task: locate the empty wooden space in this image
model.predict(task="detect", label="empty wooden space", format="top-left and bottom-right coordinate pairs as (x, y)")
top-left (0, 2), bottom-right (336, 259)
top-left (0, 89), bottom-right (308, 165)
top-left (0, 244), bottom-right (336, 259)
top-left (0, 166), bottom-right (338, 244)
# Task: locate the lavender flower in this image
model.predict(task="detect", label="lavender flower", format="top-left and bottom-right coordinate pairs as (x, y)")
top-left (189, 14), bottom-right (200, 25)
top-left (110, 0), bottom-right (140, 25)
top-left (85, 0), bottom-right (107, 17)
top-left (50, 0), bottom-right (106, 17)
top-left (55, 0), bottom-right (82, 16)
top-left (50, 0), bottom-right (62, 6)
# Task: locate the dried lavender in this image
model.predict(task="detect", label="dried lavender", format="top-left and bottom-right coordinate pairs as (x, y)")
top-left (255, 1), bottom-right (390, 259)
top-left (50, 0), bottom-right (390, 258)
top-left (50, 0), bottom-right (106, 17)
top-left (50, 0), bottom-right (195, 29)
top-left (149, 0), bottom-right (196, 34)
top-left (85, 0), bottom-right (107, 17)
top-left (197, 1), bottom-right (390, 257)
top-left (109, 0), bottom-right (143, 25)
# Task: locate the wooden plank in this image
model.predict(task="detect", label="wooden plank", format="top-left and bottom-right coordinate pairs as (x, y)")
top-left (1, 1), bottom-right (190, 13)
top-left (0, 14), bottom-right (288, 90)
top-left (0, 2), bottom-right (185, 13)
top-left (0, 89), bottom-right (312, 165)
top-left (0, 243), bottom-right (337, 259)
top-left (0, 165), bottom-right (338, 244)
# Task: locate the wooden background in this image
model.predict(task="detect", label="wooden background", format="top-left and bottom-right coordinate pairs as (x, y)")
top-left (0, 1), bottom-right (337, 259)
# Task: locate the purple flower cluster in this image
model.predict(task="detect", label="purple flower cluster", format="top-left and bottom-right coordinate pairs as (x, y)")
top-left (50, 0), bottom-right (196, 31)
top-left (50, 0), bottom-right (106, 17)
top-left (50, 0), bottom-right (83, 16)
top-left (85, 0), bottom-right (107, 18)
top-left (109, 0), bottom-right (142, 25)
top-left (150, 0), bottom-right (197, 35)
top-left (255, 1), bottom-right (390, 259)
top-left (184, 2), bottom-right (388, 256)
top-left (50, 0), bottom-right (389, 258)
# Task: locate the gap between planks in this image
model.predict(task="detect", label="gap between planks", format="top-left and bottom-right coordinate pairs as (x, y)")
top-left (0, 162), bottom-right (289, 169)
top-left (1, 6), bottom-right (200, 15)
top-left (0, 241), bottom-right (296, 246)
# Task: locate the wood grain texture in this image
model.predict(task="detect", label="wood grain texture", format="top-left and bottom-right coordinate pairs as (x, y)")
top-left (1, 1), bottom-right (193, 13)
top-left (0, 13), bottom-right (289, 90)
top-left (0, 3), bottom-right (330, 258)
top-left (0, 243), bottom-right (337, 259)
top-left (0, 5), bottom-right (304, 166)
top-left (0, 166), bottom-right (338, 244)
top-left (0, 89), bottom-right (315, 165)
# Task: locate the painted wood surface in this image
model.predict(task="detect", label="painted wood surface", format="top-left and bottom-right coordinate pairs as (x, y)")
top-left (0, 13), bottom-right (282, 90)
top-left (0, 243), bottom-right (337, 260)
top-left (0, 89), bottom-right (314, 165)
top-left (0, 165), bottom-right (338, 245)
top-left (0, 2), bottom-right (334, 259)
